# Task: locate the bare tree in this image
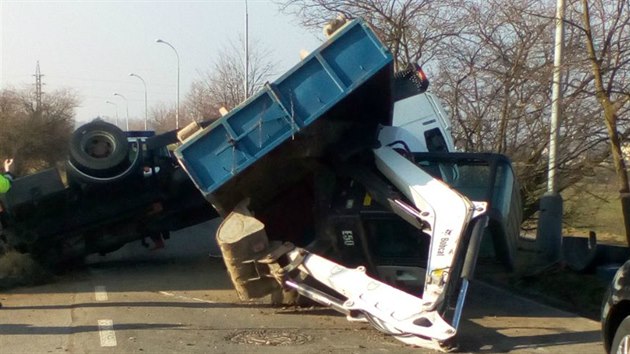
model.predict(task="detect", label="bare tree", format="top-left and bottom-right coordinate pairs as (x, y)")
top-left (149, 103), bottom-right (178, 133)
top-left (0, 87), bottom-right (77, 174)
top-left (278, 0), bottom-right (465, 70)
top-left (184, 81), bottom-right (221, 123)
top-left (186, 37), bottom-right (278, 116)
top-left (149, 99), bottom-right (205, 134)
top-left (571, 0), bottom-right (630, 243)
top-left (279, 0), bottom-right (619, 222)
top-left (436, 1), bottom-right (625, 220)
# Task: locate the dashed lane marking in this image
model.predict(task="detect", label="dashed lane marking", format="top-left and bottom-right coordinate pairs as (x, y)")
top-left (95, 285), bottom-right (108, 301)
top-left (97, 319), bottom-right (117, 347)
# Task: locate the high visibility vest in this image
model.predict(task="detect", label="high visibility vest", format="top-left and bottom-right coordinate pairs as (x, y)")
top-left (0, 174), bottom-right (10, 193)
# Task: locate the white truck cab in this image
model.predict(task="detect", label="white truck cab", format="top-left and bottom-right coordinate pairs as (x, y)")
top-left (380, 92), bottom-right (454, 153)
top-left (392, 92), bottom-right (454, 152)
top-left (379, 64), bottom-right (455, 154)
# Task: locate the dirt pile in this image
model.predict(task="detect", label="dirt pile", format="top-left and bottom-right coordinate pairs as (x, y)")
top-left (0, 250), bottom-right (51, 289)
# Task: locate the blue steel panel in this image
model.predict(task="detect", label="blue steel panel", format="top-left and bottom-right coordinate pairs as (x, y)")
top-left (320, 22), bottom-right (388, 88)
top-left (178, 124), bottom-right (249, 194)
top-left (176, 18), bottom-right (393, 196)
top-left (276, 57), bottom-right (343, 124)
top-left (227, 92), bottom-right (295, 157)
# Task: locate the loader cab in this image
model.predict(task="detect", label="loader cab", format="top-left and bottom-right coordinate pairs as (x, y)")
top-left (326, 152), bottom-right (522, 295)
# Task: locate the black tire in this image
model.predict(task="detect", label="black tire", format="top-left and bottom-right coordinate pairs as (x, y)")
top-left (69, 121), bottom-right (129, 176)
top-left (611, 315), bottom-right (630, 354)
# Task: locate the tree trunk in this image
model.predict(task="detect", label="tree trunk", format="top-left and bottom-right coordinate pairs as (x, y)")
top-left (582, 0), bottom-right (630, 245)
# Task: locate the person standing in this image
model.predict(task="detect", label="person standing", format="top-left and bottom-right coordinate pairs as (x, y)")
top-left (0, 159), bottom-right (14, 194)
top-left (0, 158), bottom-right (13, 308)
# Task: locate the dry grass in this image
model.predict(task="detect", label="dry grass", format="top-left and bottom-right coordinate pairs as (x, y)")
top-left (479, 175), bottom-right (628, 321)
top-left (563, 180), bottom-right (627, 245)
top-left (0, 250), bottom-right (51, 289)
top-left (477, 243), bottom-right (609, 320)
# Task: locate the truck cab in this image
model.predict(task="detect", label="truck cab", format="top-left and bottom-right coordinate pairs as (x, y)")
top-left (392, 92), bottom-right (454, 152)
top-left (386, 65), bottom-right (455, 153)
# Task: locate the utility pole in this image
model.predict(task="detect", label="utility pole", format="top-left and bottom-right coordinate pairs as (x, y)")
top-left (34, 61), bottom-right (44, 112)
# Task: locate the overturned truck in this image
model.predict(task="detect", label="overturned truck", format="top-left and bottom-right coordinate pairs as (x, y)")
top-left (0, 122), bottom-right (217, 265)
top-left (175, 19), bottom-right (522, 351)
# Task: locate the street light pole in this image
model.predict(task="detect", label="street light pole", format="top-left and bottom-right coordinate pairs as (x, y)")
top-left (156, 38), bottom-right (180, 129)
top-left (536, 0), bottom-right (565, 264)
top-left (105, 100), bottom-right (119, 127)
top-left (113, 92), bottom-right (129, 131)
top-left (244, 0), bottom-right (249, 99)
top-left (548, 0), bottom-right (565, 195)
top-left (129, 73), bottom-right (148, 130)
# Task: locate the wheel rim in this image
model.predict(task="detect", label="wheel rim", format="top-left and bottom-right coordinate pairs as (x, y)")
top-left (81, 131), bottom-right (117, 160)
top-left (618, 335), bottom-right (630, 354)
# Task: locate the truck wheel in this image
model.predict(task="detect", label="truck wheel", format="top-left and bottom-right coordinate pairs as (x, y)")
top-left (612, 315), bottom-right (630, 354)
top-left (69, 121), bottom-right (129, 176)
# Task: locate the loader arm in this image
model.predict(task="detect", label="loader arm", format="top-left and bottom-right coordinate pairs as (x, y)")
top-left (372, 146), bottom-right (483, 308)
top-left (260, 146), bottom-right (487, 350)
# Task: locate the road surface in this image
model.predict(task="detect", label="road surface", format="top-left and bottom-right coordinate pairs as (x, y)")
top-left (0, 218), bottom-right (603, 353)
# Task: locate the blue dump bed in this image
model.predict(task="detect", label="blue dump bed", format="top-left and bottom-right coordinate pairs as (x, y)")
top-left (175, 19), bottom-right (393, 214)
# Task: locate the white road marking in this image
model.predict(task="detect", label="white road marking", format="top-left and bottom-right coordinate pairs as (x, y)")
top-left (94, 285), bottom-right (108, 301)
top-left (158, 291), bottom-right (215, 303)
top-left (97, 319), bottom-right (117, 347)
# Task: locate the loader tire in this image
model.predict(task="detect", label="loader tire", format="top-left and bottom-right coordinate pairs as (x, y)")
top-left (611, 315), bottom-right (630, 354)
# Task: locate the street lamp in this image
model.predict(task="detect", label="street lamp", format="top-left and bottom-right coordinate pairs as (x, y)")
top-left (155, 38), bottom-right (180, 129)
top-left (113, 92), bottom-right (129, 131)
top-left (537, 0), bottom-right (566, 264)
top-left (244, 0), bottom-right (249, 99)
top-left (129, 73), bottom-right (148, 130)
top-left (105, 100), bottom-right (119, 127)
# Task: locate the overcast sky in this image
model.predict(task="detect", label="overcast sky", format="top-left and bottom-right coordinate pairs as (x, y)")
top-left (0, 0), bottom-right (323, 126)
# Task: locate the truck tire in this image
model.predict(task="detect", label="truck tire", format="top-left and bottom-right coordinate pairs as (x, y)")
top-left (69, 121), bottom-right (129, 177)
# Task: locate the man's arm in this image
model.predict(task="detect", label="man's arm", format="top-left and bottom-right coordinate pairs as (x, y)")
top-left (3, 159), bottom-right (14, 175)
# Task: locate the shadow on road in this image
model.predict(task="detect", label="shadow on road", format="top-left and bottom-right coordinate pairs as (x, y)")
top-left (2, 300), bottom-right (273, 311)
top-left (0, 322), bottom-right (183, 335)
top-left (458, 317), bottom-right (600, 352)
top-left (456, 281), bottom-right (602, 352)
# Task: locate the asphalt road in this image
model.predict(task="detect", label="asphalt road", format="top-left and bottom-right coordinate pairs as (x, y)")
top-left (0, 218), bottom-right (603, 353)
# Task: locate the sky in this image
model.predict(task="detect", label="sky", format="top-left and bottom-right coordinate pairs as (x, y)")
top-left (0, 0), bottom-right (323, 126)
